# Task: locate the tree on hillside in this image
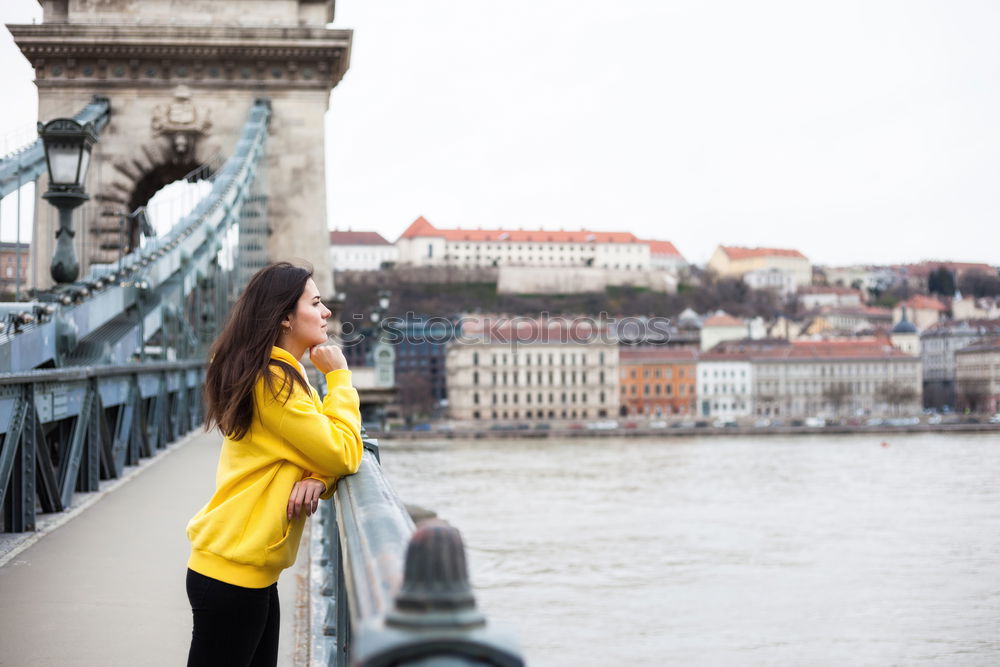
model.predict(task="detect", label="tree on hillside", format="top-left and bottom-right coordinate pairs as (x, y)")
top-left (957, 271), bottom-right (1000, 298)
top-left (928, 266), bottom-right (956, 296)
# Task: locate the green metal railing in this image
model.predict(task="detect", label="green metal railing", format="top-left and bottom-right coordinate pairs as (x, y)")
top-left (0, 360), bottom-right (204, 532)
top-left (315, 434), bottom-right (524, 666)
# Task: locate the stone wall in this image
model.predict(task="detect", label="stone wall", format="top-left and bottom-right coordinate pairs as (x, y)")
top-left (42, 0), bottom-right (335, 26)
top-left (497, 266), bottom-right (678, 294)
top-left (335, 265), bottom-right (499, 287)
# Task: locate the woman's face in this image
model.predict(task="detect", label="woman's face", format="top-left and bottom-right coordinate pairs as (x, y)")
top-left (284, 278), bottom-right (332, 349)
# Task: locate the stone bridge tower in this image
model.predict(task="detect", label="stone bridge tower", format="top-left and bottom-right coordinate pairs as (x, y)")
top-left (9, 0), bottom-right (350, 297)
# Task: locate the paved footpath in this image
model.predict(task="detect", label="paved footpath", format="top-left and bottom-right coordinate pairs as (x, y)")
top-left (0, 430), bottom-right (310, 667)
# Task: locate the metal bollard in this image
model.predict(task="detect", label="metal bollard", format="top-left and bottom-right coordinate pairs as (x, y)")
top-left (351, 521), bottom-right (524, 667)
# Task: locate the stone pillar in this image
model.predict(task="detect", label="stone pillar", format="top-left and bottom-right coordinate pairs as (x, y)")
top-left (10, 1), bottom-right (350, 297)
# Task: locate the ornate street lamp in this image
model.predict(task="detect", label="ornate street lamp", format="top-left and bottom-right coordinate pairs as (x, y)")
top-left (37, 117), bottom-right (98, 283)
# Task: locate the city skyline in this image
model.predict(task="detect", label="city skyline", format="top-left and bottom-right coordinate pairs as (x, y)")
top-left (2, 1), bottom-right (1000, 267)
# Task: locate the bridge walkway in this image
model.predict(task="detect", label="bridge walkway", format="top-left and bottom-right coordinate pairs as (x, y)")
top-left (0, 430), bottom-right (309, 667)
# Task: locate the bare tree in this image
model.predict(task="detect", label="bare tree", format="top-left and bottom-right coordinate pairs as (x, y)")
top-left (822, 383), bottom-right (852, 417)
top-left (877, 382), bottom-right (918, 416)
top-left (956, 383), bottom-right (990, 413)
top-left (395, 371), bottom-right (435, 425)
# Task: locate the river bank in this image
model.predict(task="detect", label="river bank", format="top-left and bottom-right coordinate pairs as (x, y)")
top-left (374, 421), bottom-right (1000, 440)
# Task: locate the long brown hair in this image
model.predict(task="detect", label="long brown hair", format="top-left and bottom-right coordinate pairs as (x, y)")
top-left (204, 262), bottom-right (314, 439)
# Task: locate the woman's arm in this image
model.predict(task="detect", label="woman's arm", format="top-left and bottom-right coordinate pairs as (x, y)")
top-left (257, 370), bottom-right (364, 477)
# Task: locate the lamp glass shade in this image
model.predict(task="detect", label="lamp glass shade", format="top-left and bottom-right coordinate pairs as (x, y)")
top-left (38, 118), bottom-right (96, 188)
top-left (378, 297), bottom-right (390, 310)
top-left (78, 145), bottom-right (92, 185)
top-left (47, 141), bottom-right (85, 186)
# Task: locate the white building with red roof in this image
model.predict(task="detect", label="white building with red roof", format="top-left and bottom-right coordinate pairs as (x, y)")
top-left (708, 245), bottom-right (812, 287)
top-left (700, 311), bottom-right (749, 351)
top-left (697, 338), bottom-right (922, 419)
top-left (329, 230), bottom-right (398, 272)
top-left (394, 216), bottom-right (686, 272)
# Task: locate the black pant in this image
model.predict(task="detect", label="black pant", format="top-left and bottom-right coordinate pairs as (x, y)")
top-left (186, 568), bottom-right (280, 667)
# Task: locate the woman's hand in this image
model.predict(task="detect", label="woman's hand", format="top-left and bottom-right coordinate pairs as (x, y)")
top-left (287, 478), bottom-right (326, 520)
top-left (309, 344), bottom-right (348, 375)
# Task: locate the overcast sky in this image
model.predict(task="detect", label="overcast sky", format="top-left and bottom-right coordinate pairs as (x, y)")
top-left (3, 1), bottom-right (999, 266)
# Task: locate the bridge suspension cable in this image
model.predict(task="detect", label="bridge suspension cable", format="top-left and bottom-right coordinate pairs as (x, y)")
top-left (0, 97), bottom-right (271, 373)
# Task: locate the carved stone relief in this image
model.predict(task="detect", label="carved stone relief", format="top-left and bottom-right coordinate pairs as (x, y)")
top-left (150, 85), bottom-right (212, 162)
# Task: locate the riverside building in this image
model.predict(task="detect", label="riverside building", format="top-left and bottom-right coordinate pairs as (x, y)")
top-left (694, 339), bottom-right (922, 419)
top-left (445, 317), bottom-right (620, 422)
top-left (954, 338), bottom-right (1000, 414)
top-left (619, 347), bottom-right (698, 417)
top-left (752, 340), bottom-right (922, 418)
top-left (920, 319), bottom-right (1000, 409)
top-left (697, 351), bottom-right (755, 419)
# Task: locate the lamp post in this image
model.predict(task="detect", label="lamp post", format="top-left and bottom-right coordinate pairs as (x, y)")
top-left (37, 117), bottom-right (98, 284)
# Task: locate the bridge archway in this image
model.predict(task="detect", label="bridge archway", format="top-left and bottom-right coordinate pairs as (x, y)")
top-left (10, 1), bottom-right (351, 297)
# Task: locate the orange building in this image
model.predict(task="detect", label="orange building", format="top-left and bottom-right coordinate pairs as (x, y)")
top-left (619, 347), bottom-right (698, 417)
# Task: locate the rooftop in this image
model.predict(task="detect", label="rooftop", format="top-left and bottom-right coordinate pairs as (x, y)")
top-left (902, 294), bottom-right (949, 312)
top-left (798, 285), bottom-right (863, 296)
top-left (645, 240), bottom-right (684, 258)
top-left (703, 313), bottom-right (745, 327)
top-left (898, 261), bottom-right (996, 278)
top-left (719, 245), bottom-right (808, 261)
top-left (619, 347), bottom-right (699, 364)
top-left (956, 337), bottom-right (1000, 354)
top-left (397, 217), bottom-right (683, 257)
top-left (329, 230), bottom-right (392, 246)
top-left (922, 319), bottom-right (1000, 336)
top-left (702, 338), bottom-right (915, 361)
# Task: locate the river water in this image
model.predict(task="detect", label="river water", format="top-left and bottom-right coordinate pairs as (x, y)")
top-left (379, 433), bottom-right (1000, 666)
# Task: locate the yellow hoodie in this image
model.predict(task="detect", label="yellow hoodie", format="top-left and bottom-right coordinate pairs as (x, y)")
top-left (187, 346), bottom-right (364, 588)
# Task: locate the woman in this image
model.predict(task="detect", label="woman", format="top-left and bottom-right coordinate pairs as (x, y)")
top-left (185, 262), bottom-right (363, 666)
